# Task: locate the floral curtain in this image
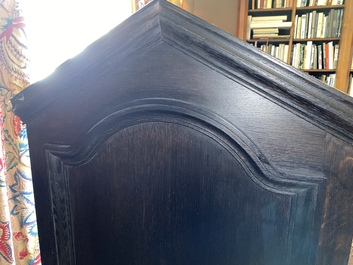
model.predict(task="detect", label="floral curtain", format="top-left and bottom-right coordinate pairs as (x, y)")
top-left (0, 0), bottom-right (40, 264)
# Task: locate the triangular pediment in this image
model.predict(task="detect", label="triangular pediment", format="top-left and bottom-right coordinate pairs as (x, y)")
top-left (12, 0), bottom-right (353, 141)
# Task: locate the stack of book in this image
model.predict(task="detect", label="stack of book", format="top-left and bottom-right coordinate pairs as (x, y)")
top-left (259, 43), bottom-right (289, 63)
top-left (247, 15), bottom-right (292, 39)
top-left (318, 74), bottom-right (336, 86)
top-left (291, 41), bottom-right (339, 70)
top-left (297, 0), bottom-right (344, 7)
top-left (293, 9), bottom-right (344, 39)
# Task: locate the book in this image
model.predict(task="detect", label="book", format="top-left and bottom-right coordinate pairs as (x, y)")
top-left (328, 10), bottom-right (334, 38)
top-left (250, 21), bottom-right (292, 29)
top-left (327, 41), bottom-right (333, 69)
top-left (299, 43), bottom-right (305, 69)
top-left (333, 44), bottom-right (339, 69)
top-left (318, 44), bottom-right (323, 70)
top-left (322, 15), bottom-right (327, 38)
top-left (337, 9), bottom-right (343, 37)
top-left (317, 0), bottom-right (328, 5)
top-left (310, 11), bottom-right (316, 39)
top-left (333, 0), bottom-right (344, 5)
top-left (253, 34), bottom-right (279, 38)
top-left (291, 44), bottom-right (296, 67)
top-left (284, 44), bottom-right (289, 63)
top-left (252, 15), bottom-right (288, 21)
top-left (313, 44), bottom-right (317, 69)
top-left (316, 13), bottom-right (324, 38)
top-left (307, 12), bottom-right (313, 39)
top-left (296, 17), bottom-right (302, 38)
top-left (300, 14), bottom-right (307, 38)
top-left (275, 0), bottom-right (283, 8)
top-left (252, 28), bottom-right (279, 33)
top-left (305, 41), bottom-right (313, 69)
top-left (323, 43), bottom-right (326, 69)
top-left (247, 16), bottom-right (252, 40)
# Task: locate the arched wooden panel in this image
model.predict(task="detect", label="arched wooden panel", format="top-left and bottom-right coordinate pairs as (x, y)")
top-left (46, 103), bottom-right (324, 265)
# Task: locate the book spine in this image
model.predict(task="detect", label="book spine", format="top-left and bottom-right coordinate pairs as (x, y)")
top-left (328, 10), bottom-right (334, 38)
top-left (310, 44), bottom-right (316, 69)
top-left (247, 16), bottom-right (252, 40)
top-left (323, 43), bottom-right (326, 69)
top-left (318, 44), bottom-right (323, 70)
top-left (325, 42), bottom-right (330, 69)
top-left (317, 13), bottom-right (323, 38)
top-left (299, 44), bottom-right (304, 68)
top-left (305, 41), bottom-right (313, 69)
top-left (291, 44), bottom-right (297, 67)
top-left (310, 11), bottom-right (316, 39)
top-left (307, 12), bottom-right (313, 38)
top-left (336, 9), bottom-right (341, 37)
top-left (296, 16), bottom-right (302, 38)
top-left (300, 14), bottom-right (307, 38)
top-left (322, 15), bottom-right (327, 38)
top-left (314, 45), bottom-right (318, 69)
top-left (333, 43), bottom-right (339, 69)
top-left (284, 44), bottom-right (289, 63)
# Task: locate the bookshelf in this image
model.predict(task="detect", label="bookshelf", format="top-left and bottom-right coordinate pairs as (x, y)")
top-left (236, 0), bottom-right (353, 94)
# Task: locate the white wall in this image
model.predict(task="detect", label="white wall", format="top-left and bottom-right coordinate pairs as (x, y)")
top-left (183, 0), bottom-right (239, 36)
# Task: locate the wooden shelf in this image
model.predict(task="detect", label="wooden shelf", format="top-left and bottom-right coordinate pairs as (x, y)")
top-left (293, 38), bottom-right (340, 42)
top-left (236, 0), bottom-right (353, 93)
top-left (296, 5), bottom-right (344, 11)
top-left (248, 7), bottom-right (292, 12)
top-left (248, 38), bottom-right (290, 42)
top-left (302, 69), bottom-right (336, 73)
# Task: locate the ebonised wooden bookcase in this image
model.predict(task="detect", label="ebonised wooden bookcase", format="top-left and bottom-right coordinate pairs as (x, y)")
top-left (11, 1), bottom-right (353, 264)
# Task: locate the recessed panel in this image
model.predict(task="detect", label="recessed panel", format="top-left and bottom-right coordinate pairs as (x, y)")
top-left (68, 122), bottom-right (293, 265)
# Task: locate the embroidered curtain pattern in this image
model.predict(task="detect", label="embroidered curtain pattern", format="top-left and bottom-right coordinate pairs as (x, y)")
top-left (0, 0), bottom-right (40, 264)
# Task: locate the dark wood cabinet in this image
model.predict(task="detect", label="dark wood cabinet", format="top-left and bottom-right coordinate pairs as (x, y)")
top-left (11, 1), bottom-right (353, 264)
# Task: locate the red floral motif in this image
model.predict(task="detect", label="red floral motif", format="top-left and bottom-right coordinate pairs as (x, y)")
top-left (0, 221), bottom-right (13, 263)
top-left (0, 110), bottom-right (3, 128)
top-left (13, 231), bottom-right (28, 243)
top-left (12, 115), bottom-right (22, 137)
top-left (0, 17), bottom-right (26, 42)
top-left (19, 248), bottom-right (28, 260)
top-left (33, 253), bottom-right (41, 265)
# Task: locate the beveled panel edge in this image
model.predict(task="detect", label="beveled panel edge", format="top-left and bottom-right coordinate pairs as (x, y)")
top-left (44, 98), bottom-right (325, 196)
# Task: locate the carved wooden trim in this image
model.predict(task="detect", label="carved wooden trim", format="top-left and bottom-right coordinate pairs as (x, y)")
top-left (46, 152), bottom-right (75, 265)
